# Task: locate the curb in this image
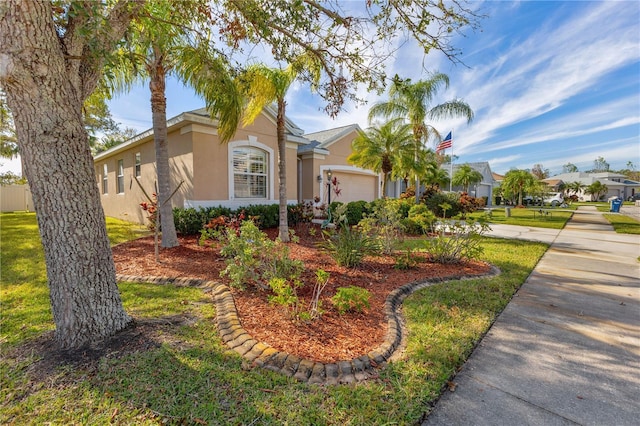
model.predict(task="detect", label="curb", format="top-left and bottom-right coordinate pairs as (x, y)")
top-left (117, 265), bottom-right (500, 385)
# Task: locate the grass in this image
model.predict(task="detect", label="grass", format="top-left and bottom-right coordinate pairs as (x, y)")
top-left (603, 214), bottom-right (640, 234)
top-left (1, 212), bottom-right (547, 424)
top-left (467, 205), bottom-right (574, 229)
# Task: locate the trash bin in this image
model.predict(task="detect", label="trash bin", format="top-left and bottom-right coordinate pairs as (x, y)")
top-left (610, 199), bottom-right (622, 213)
top-left (505, 206), bottom-right (511, 217)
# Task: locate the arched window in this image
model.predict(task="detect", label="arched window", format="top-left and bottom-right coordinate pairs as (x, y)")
top-left (232, 147), bottom-right (268, 198)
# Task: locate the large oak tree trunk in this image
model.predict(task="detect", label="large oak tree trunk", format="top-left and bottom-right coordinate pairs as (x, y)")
top-left (1, 2), bottom-right (132, 349)
top-left (276, 98), bottom-right (290, 242)
top-left (149, 55), bottom-right (179, 248)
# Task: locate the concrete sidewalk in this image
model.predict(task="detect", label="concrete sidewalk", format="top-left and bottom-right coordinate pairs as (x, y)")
top-left (424, 206), bottom-right (640, 426)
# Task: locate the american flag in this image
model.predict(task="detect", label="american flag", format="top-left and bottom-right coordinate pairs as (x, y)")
top-left (436, 132), bottom-right (452, 152)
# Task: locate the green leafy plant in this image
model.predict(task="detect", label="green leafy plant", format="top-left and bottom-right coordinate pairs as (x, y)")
top-left (358, 198), bottom-right (406, 254)
top-left (425, 192), bottom-right (461, 218)
top-left (268, 277), bottom-right (302, 318)
top-left (217, 220), bottom-right (302, 289)
top-left (320, 225), bottom-right (380, 267)
top-left (331, 286), bottom-right (371, 315)
top-left (406, 203), bottom-right (436, 234)
top-left (308, 269), bottom-right (330, 320)
top-left (394, 248), bottom-right (420, 270)
top-left (426, 219), bottom-right (490, 264)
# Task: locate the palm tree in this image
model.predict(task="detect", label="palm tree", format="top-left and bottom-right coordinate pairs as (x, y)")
top-left (347, 119), bottom-right (413, 196)
top-left (502, 169), bottom-right (536, 206)
top-left (567, 181), bottom-right (586, 197)
top-left (452, 163), bottom-right (483, 193)
top-left (238, 55), bottom-right (321, 242)
top-left (105, 1), bottom-right (239, 248)
top-left (585, 181), bottom-right (608, 201)
top-left (426, 166), bottom-right (451, 190)
top-left (368, 73), bottom-right (473, 201)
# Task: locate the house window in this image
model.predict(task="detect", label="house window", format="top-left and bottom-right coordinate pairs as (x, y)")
top-left (116, 159), bottom-right (124, 194)
top-left (134, 152), bottom-right (141, 177)
top-left (233, 147), bottom-right (267, 198)
top-left (102, 164), bottom-right (108, 194)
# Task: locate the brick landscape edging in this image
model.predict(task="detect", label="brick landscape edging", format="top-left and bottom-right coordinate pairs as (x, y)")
top-left (117, 265), bottom-right (500, 385)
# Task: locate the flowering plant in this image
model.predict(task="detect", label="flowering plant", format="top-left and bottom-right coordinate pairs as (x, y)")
top-left (140, 193), bottom-right (158, 231)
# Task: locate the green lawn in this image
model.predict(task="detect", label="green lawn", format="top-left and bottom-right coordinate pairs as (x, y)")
top-left (603, 213), bottom-right (640, 234)
top-left (1, 212), bottom-right (547, 424)
top-left (467, 205), bottom-right (574, 229)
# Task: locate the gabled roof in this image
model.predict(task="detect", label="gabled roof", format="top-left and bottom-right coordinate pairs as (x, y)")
top-left (303, 124), bottom-right (362, 148)
top-left (298, 123), bottom-right (361, 156)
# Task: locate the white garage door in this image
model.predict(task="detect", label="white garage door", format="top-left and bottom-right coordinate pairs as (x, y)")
top-left (335, 172), bottom-right (377, 203)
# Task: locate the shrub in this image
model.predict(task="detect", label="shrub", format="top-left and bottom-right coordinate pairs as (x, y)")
top-left (173, 206), bottom-right (233, 235)
top-left (425, 192), bottom-right (462, 218)
top-left (394, 248), bottom-right (420, 270)
top-left (344, 200), bottom-right (370, 225)
top-left (458, 192), bottom-right (479, 219)
top-left (358, 198), bottom-right (405, 254)
top-left (287, 202), bottom-right (314, 226)
top-left (320, 225), bottom-right (379, 267)
top-left (243, 204), bottom-right (279, 228)
top-left (217, 220), bottom-right (303, 289)
top-left (321, 204), bottom-right (380, 266)
top-left (406, 204), bottom-right (436, 234)
top-left (426, 219), bottom-right (490, 264)
top-left (331, 286), bottom-right (371, 315)
top-left (268, 277), bottom-right (302, 319)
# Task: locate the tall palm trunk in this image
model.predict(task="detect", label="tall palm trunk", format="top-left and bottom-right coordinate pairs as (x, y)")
top-left (148, 53), bottom-right (179, 248)
top-left (276, 98), bottom-right (290, 242)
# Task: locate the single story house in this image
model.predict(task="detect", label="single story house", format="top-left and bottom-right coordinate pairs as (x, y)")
top-left (443, 162), bottom-right (495, 205)
top-left (94, 108), bottom-right (381, 224)
top-left (545, 172), bottom-right (640, 201)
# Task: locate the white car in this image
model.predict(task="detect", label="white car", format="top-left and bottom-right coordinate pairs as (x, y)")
top-left (543, 192), bottom-right (564, 206)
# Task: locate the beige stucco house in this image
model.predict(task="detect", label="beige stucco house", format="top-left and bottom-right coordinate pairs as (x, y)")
top-left (94, 108), bottom-right (381, 224)
top-left (299, 124), bottom-right (380, 207)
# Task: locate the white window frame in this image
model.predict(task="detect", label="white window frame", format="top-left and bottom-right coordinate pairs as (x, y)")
top-left (134, 152), bottom-right (141, 178)
top-left (102, 164), bottom-right (108, 194)
top-left (228, 138), bottom-right (274, 201)
top-left (116, 159), bottom-right (124, 194)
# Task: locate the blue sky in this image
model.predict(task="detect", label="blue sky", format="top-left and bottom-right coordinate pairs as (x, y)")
top-left (2, 1), bottom-right (638, 177)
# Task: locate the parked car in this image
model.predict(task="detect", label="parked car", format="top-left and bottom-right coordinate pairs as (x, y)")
top-left (543, 192), bottom-right (565, 207)
top-left (627, 194), bottom-right (640, 201)
top-left (522, 195), bottom-right (542, 206)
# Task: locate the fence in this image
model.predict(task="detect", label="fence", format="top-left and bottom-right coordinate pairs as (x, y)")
top-left (0, 184), bottom-right (33, 212)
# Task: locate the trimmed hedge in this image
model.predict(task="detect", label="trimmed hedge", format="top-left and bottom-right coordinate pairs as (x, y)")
top-left (173, 203), bottom-right (313, 235)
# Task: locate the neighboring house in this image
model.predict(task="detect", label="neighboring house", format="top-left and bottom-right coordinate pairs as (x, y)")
top-left (298, 124), bottom-right (380, 206)
top-left (545, 172), bottom-right (640, 201)
top-left (94, 107), bottom-right (309, 224)
top-left (94, 109), bottom-right (382, 225)
top-left (443, 162), bottom-right (495, 206)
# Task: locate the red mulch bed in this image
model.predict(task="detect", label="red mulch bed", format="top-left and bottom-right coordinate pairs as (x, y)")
top-left (112, 225), bottom-right (489, 363)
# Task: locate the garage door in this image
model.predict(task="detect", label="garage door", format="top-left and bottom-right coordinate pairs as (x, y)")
top-left (335, 172), bottom-right (377, 203)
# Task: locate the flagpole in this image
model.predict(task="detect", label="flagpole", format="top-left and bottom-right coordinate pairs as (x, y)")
top-left (449, 131), bottom-right (453, 192)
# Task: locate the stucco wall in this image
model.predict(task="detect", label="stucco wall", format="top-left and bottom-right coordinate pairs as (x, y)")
top-left (303, 129), bottom-right (380, 205)
top-left (94, 129), bottom-right (194, 224)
